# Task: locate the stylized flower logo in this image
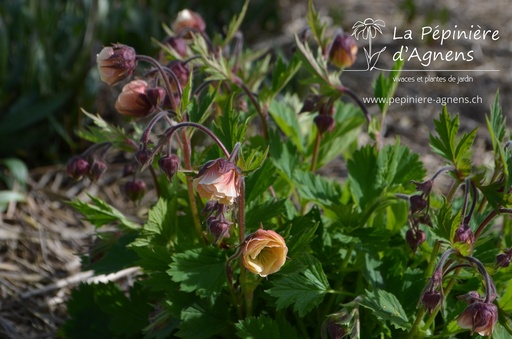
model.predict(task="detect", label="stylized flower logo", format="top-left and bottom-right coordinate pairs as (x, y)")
top-left (351, 18), bottom-right (386, 70)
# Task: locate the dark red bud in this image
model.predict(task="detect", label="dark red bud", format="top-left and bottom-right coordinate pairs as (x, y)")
top-left (124, 179), bottom-right (146, 202)
top-left (314, 115), bottom-right (335, 134)
top-left (66, 156), bottom-right (91, 180)
top-left (495, 253), bottom-right (511, 268)
top-left (158, 154), bottom-right (180, 181)
top-left (135, 148), bottom-right (153, 167)
top-left (145, 87), bottom-right (166, 108)
top-left (166, 36), bottom-right (188, 57)
top-left (409, 195), bottom-right (428, 213)
top-left (88, 160), bottom-right (107, 181)
top-left (454, 223), bottom-right (474, 248)
top-left (421, 290), bottom-right (442, 314)
top-left (328, 32), bottom-right (358, 69)
top-left (406, 229), bottom-right (426, 252)
top-left (207, 218), bottom-right (231, 243)
top-left (300, 95), bottom-right (322, 113)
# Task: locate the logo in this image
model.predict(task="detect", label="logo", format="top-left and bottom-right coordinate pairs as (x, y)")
top-left (349, 18), bottom-right (499, 73)
top-left (351, 18), bottom-right (386, 71)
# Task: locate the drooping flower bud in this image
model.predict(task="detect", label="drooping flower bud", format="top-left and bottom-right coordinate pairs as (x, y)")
top-left (495, 248), bottom-right (512, 268)
top-left (135, 147), bottom-right (153, 167)
top-left (158, 154), bottom-right (180, 181)
top-left (453, 222), bottom-right (474, 250)
top-left (165, 36), bottom-right (188, 57)
top-left (409, 195), bottom-right (428, 214)
top-left (241, 229), bottom-right (288, 277)
top-left (314, 115), bottom-right (335, 134)
top-left (87, 160), bottom-right (107, 181)
top-left (115, 80), bottom-right (164, 117)
top-left (420, 290), bottom-right (442, 314)
top-left (405, 228), bottom-right (426, 253)
top-left (124, 179), bottom-right (146, 202)
top-left (97, 44), bottom-right (137, 86)
top-left (457, 302), bottom-right (498, 336)
top-left (327, 32), bottom-right (358, 69)
top-left (207, 217), bottom-right (231, 244)
top-left (172, 9), bottom-right (206, 37)
top-left (168, 61), bottom-right (190, 90)
top-left (193, 158), bottom-right (241, 205)
top-left (300, 95), bottom-right (322, 113)
top-left (66, 156), bottom-right (91, 180)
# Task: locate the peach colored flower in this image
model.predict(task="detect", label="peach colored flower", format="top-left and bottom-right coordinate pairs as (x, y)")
top-left (96, 44), bottom-right (137, 86)
top-left (241, 229), bottom-right (288, 277)
top-left (115, 80), bottom-right (165, 117)
top-left (193, 158), bottom-right (240, 205)
top-left (457, 302), bottom-right (498, 336)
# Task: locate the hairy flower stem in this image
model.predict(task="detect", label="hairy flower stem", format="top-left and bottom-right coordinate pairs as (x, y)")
top-left (310, 131), bottom-right (321, 172)
top-left (233, 77), bottom-right (269, 140)
top-left (181, 127), bottom-right (203, 239)
top-left (237, 177), bottom-right (255, 318)
top-left (475, 208), bottom-right (512, 240)
top-left (136, 55), bottom-right (180, 110)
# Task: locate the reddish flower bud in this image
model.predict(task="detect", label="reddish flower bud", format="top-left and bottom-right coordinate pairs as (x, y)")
top-left (457, 302), bottom-right (498, 336)
top-left (207, 217), bottom-right (231, 244)
top-left (124, 179), bottom-right (146, 202)
top-left (165, 36), bottom-right (188, 57)
top-left (454, 222), bottom-right (474, 249)
top-left (66, 156), bottom-right (90, 180)
top-left (168, 61), bottom-right (190, 90)
top-left (193, 158), bottom-right (241, 205)
top-left (158, 154), bottom-right (180, 181)
top-left (97, 44), bottom-right (137, 86)
top-left (172, 9), bottom-right (206, 37)
top-left (300, 95), bottom-right (322, 113)
top-left (135, 147), bottom-right (153, 167)
top-left (115, 80), bottom-right (164, 117)
top-left (314, 114), bottom-right (335, 134)
top-left (409, 194), bottom-right (428, 214)
top-left (420, 290), bottom-right (442, 314)
top-left (321, 308), bottom-right (359, 339)
top-left (495, 249), bottom-right (512, 268)
top-left (88, 160), bottom-right (107, 181)
top-left (405, 229), bottom-right (426, 252)
top-left (328, 32), bottom-right (358, 69)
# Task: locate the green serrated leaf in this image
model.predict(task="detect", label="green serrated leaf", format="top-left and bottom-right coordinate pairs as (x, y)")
top-left (268, 100), bottom-right (305, 153)
top-left (167, 247), bottom-right (226, 297)
top-left (266, 253), bottom-right (330, 317)
top-left (176, 297), bottom-right (228, 339)
top-left (433, 204), bottom-right (461, 242)
top-left (69, 195), bottom-right (140, 230)
top-left (293, 170), bottom-right (342, 207)
top-left (373, 58), bottom-right (404, 114)
top-left (223, 0), bottom-right (249, 47)
top-left (360, 289), bottom-right (410, 330)
top-left (235, 315), bottom-right (298, 339)
top-left (429, 107), bottom-right (475, 177)
top-left (245, 198), bottom-right (286, 229)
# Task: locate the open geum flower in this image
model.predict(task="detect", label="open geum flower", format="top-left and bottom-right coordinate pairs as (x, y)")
top-left (457, 302), bottom-right (498, 336)
top-left (241, 229), bottom-right (288, 277)
top-left (193, 158), bottom-right (240, 205)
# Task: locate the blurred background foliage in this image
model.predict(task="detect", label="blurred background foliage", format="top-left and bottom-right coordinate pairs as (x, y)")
top-left (0, 0), bottom-right (280, 168)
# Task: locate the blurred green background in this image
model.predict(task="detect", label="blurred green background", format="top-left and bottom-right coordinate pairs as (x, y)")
top-left (0, 0), bottom-right (280, 168)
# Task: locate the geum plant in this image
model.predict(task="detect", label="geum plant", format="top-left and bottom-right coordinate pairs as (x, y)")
top-left (62, 1), bottom-right (512, 338)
